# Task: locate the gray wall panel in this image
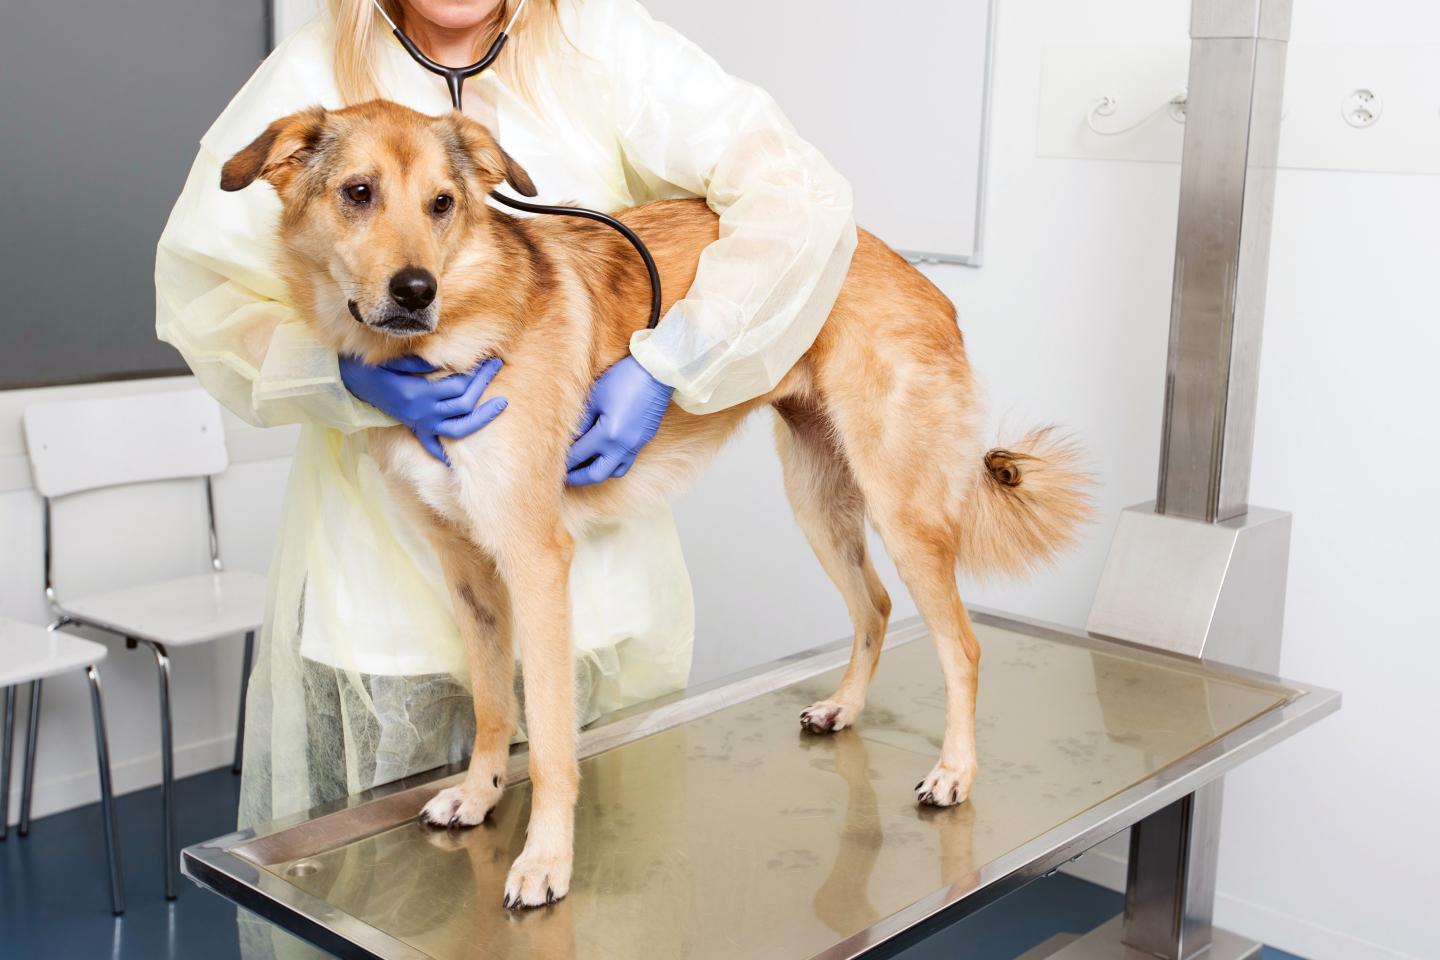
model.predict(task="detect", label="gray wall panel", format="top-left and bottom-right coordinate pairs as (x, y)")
top-left (0, 1), bottom-right (269, 388)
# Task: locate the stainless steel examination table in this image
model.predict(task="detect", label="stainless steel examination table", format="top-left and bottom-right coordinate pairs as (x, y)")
top-left (182, 612), bottom-right (1337, 959)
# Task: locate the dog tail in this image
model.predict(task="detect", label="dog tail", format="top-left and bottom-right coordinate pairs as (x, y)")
top-left (955, 427), bottom-right (1094, 579)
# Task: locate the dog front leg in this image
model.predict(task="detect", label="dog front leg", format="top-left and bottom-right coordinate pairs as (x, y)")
top-left (497, 523), bottom-right (578, 909)
top-left (419, 542), bottom-right (515, 828)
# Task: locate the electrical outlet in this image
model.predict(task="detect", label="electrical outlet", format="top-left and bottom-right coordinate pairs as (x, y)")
top-left (1282, 45), bottom-right (1437, 174)
top-left (1342, 88), bottom-right (1383, 128)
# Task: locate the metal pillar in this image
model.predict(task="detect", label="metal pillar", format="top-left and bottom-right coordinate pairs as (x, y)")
top-left (1122, 787), bottom-right (1226, 958)
top-left (1089, 0), bottom-right (1293, 671)
top-left (1071, 2), bottom-right (1295, 959)
top-left (1158, 0), bottom-right (1290, 524)
top-left (1043, 782), bottom-right (1259, 960)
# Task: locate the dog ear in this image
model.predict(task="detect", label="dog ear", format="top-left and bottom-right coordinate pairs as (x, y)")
top-left (220, 107), bottom-right (329, 192)
top-left (445, 113), bottom-right (538, 198)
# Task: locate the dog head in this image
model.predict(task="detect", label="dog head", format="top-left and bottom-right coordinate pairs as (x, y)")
top-left (220, 100), bottom-right (536, 354)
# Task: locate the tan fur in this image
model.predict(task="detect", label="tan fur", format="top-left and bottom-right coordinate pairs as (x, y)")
top-left (959, 428), bottom-right (1093, 579)
top-left (221, 100), bottom-right (1094, 908)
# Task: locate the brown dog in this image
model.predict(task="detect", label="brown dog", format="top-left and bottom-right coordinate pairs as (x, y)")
top-left (221, 99), bottom-right (1092, 909)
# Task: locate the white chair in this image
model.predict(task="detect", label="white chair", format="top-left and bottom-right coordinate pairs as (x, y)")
top-left (0, 617), bottom-right (124, 914)
top-left (23, 388), bottom-right (266, 900)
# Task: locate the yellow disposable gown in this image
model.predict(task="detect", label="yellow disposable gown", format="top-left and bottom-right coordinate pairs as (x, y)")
top-left (154, 0), bottom-right (856, 845)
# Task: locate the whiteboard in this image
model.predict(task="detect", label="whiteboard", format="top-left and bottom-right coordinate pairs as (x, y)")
top-left (642, 0), bottom-right (995, 264)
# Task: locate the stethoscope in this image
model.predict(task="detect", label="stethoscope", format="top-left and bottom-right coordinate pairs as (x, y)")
top-left (369, 0), bottom-right (662, 329)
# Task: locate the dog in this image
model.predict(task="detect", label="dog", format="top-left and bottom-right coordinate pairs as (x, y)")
top-left (220, 99), bottom-right (1092, 909)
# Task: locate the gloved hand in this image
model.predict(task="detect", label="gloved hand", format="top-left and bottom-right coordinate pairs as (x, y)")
top-left (339, 354), bottom-right (507, 465)
top-left (566, 355), bottom-right (674, 486)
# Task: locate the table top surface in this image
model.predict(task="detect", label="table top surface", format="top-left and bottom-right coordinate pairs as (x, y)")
top-left (184, 613), bottom-right (1338, 960)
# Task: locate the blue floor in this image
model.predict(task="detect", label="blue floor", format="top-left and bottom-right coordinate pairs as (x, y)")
top-left (1, 768), bottom-right (1304, 959)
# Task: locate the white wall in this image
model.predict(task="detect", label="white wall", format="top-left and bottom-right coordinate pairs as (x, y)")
top-left (15, 1), bottom-right (1435, 957)
top-left (0, 378), bottom-right (294, 823)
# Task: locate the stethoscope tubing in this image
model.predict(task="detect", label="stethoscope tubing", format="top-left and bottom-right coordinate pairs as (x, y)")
top-left (489, 192), bottom-right (664, 331)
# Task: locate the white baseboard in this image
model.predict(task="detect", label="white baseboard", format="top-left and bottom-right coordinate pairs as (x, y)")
top-left (1217, 890), bottom-right (1423, 960)
top-left (1061, 849), bottom-right (1418, 960)
top-left (5, 732), bottom-right (237, 827)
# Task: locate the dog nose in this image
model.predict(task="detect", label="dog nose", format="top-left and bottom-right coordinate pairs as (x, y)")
top-left (389, 266), bottom-right (436, 311)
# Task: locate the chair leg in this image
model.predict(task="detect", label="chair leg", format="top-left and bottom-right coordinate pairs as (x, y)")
top-left (1, 686), bottom-right (14, 842)
top-left (232, 631), bottom-right (255, 775)
top-left (139, 640), bottom-right (178, 900)
top-left (85, 665), bottom-right (126, 915)
top-left (19, 678), bottom-right (43, 836)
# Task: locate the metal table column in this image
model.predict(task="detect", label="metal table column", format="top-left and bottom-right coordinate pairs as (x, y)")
top-left (1080, 1), bottom-right (1295, 959)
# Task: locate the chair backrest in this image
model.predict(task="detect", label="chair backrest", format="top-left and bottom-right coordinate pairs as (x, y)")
top-left (23, 389), bottom-right (228, 498)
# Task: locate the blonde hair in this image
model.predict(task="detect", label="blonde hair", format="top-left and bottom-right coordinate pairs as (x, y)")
top-left (327, 0), bottom-right (569, 106)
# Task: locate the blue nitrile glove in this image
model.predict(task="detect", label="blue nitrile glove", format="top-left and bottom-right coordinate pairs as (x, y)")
top-left (566, 355), bottom-right (674, 486)
top-left (339, 354), bottom-right (507, 465)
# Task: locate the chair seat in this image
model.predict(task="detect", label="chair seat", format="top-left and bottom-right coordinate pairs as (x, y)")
top-left (61, 571), bottom-right (266, 647)
top-left (0, 617), bottom-right (107, 686)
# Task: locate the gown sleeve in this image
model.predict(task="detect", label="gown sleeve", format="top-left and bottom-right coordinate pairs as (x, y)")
top-left (580, 0), bottom-right (858, 414)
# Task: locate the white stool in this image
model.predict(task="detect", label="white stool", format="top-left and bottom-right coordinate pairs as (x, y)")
top-left (0, 617), bottom-right (124, 914)
top-left (23, 389), bottom-right (266, 900)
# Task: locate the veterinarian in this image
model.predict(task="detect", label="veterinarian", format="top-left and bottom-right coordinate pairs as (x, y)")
top-left (156, 0), bottom-right (854, 852)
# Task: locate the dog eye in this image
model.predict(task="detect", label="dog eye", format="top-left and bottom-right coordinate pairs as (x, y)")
top-left (344, 183), bottom-right (372, 204)
top-left (433, 193), bottom-right (454, 215)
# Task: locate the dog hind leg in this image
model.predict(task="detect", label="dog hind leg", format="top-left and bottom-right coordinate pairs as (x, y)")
top-left (775, 403), bottom-right (893, 735)
top-left (868, 509), bottom-right (979, 807)
top-left (820, 366), bottom-right (984, 807)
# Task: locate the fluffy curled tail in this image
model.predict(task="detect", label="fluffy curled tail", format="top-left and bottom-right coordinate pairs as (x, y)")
top-left (956, 427), bottom-right (1094, 579)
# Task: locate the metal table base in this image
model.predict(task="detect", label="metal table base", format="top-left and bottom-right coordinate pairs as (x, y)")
top-left (183, 611), bottom-right (1337, 959)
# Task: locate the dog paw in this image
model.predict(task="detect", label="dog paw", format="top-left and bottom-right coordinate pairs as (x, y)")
top-left (503, 847), bottom-right (572, 909)
top-left (914, 761), bottom-right (973, 807)
top-left (800, 700), bottom-right (857, 734)
top-left (420, 782), bottom-right (501, 829)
